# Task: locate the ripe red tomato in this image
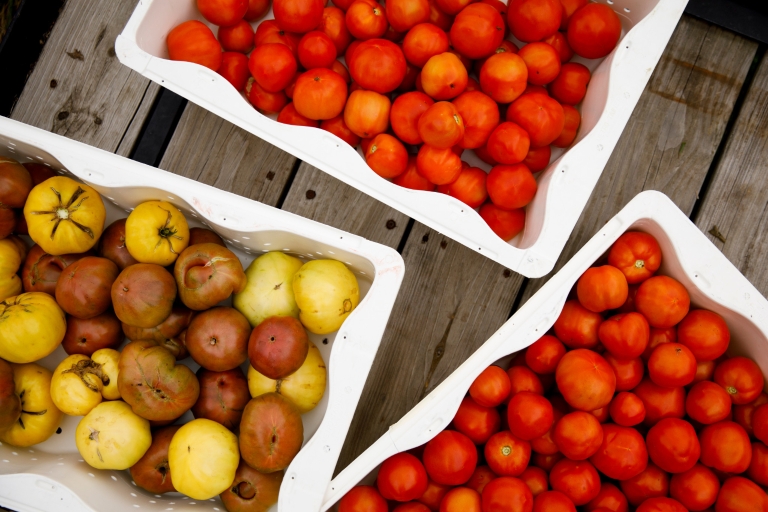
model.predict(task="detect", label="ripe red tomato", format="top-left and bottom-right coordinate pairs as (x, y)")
top-left (518, 42), bottom-right (561, 85)
top-left (646, 418), bottom-right (700, 474)
top-left (486, 123), bottom-right (531, 165)
top-left (605, 354), bottom-right (644, 391)
top-left (480, 53), bottom-right (528, 104)
top-left (589, 423), bottom-right (648, 480)
top-left (293, 68), bottom-right (348, 120)
top-left (508, 392), bottom-right (554, 441)
top-left (277, 102), bottom-right (320, 127)
top-left (635, 497), bottom-right (687, 512)
top-left (525, 335), bottom-right (566, 375)
top-left (567, 3), bottom-right (621, 59)
top-left (297, 31), bottom-right (337, 68)
top-left (482, 477), bottom-right (534, 512)
top-left (552, 104), bottom-right (580, 147)
top-left (423, 430), bottom-right (478, 485)
top-left (365, 133), bottom-right (409, 178)
top-left (542, 31), bottom-right (574, 62)
top-left (609, 392), bottom-right (645, 427)
top-left (677, 309), bottom-right (730, 362)
top-left (619, 462), bottom-right (669, 506)
top-left (453, 396), bottom-right (501, 444)
top-left (197, 0), bottom-right (248, 26)
top-left (699, 421), bottom-right (752, 473)
top-left (402, 23), bottom-right (449, 67)
top-left (486, 163), bottom-right (537, 210)
top-left (635, 276), bottom-right (690, 329)
top-left (377, 452), bottom-right (429, 501)
top-left (390, 91), bottom-right (434, 145)
top-left (556, 349), bottom-right (616, 411)
top-left (714, 356), bottom-right (765, 405)
top-left (633, 378), bottom-right (685, 427)
top-left (577, 265), bottom-right (628, 313)
top-left (418, 102), bottom-right (465, 148)
top-left (715, 476), bottom-right (768, 512)
top-left (479, 204), bottom-right (526, 241)
top-left (669, 463), bottom-right (719, 511)
top-left (249, 43), bottom-right (297, 92)
top-left (559, 0), bottom-right (588, 29)
top-left (394, 157), bottom-right (436, 191)
top-left (344, 89), bottom-right (391, 138)
top-left (167, 20), bottom-right (223, 71)
top-left (348, 39), bottom-right (406, 93)
top-left (417, 479), bottom-right (449, 509)
top-left (549, 459), bottom-right (600, 505)
top-left (339, 485), bottom-right (388, 512)
top-left (748, 442), bottom-right (768, 487)
top-left (484, 430), bottom-right (531, 476)
top-left (274, 0), bottom-right (325, 33)
top-left (321, 115), bottom-right (361, 146)
top-left (735, 392), bottom-right (768, 436)
top-left (692, 359), bottom-right (716, 385)
top-left (553, 300), bottom-right (602, 349)
top-left (466, 465), bottom-right (496, 495)
top-left (553, 411), bottom-right (603, 460)
top-left (532, 490), bottom-right (576, 512)
top-left (598, 312), bottom-right (649, 360)
top-left (584, 483), bottom-right (628, 512)
top-left (218, 52), bottom-right (250, 91)
top-left (523, 145), bottom-right (551, 172)
top-left (532, 451), bottom-right (563, 471)
top-left (422, 53), bottom-right (468, 100)
top-left (685, 380), bottom-right (732, 425)
top-left (643, 327), bottom-right (677, 362)
top-left (648, 343), bottom-right (697, 388)
top-left (469, 366), bottom-right (511, 408)
top-left (549, 62), bottom-right (591, 105)
top-left (520, 466), bottom-right (548, 497)
top-left (346, 0), bottom-right (388, 39)
top-left (218, 20), bottom-right (254, 53)
top-left (754, 405), bottom-right (768, 447)
top-left (450, 4), bottom-right (505, 60)
top-left (318, 7), bottom-right (352, 53)
top-left (386, 0), bottom-right (430, 31)
top-left (438, 167), bottom-right (488, 208)
top-left (247, 78), bottom-right (289, 113)
top-left (245, 0), bottom-right (270, 21)
top-left (416, 145), bottom-right (462, 185)
top-left (255, 20), bottom-right (301, 56)
top-left (507, 93), bottom-right (565, 147)
top-left (393, 503), bottom-right (430, 512)
top-left (474, 40), bottom-right (519, 74)
top-left (608, 231), bottom-right (662, 284)
top-left (507, 0), bottom-right (562, 42)
top-left (439, 487), bottom-right (481, 512)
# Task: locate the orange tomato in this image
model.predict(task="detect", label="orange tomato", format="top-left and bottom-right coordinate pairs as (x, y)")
top-left (319, 7), bottom-right (352, 53)
top-left (507, 93), bottom-right (565, 147)
top-left (422, 52), bottom-right (468, 100)
top-left (344, 90), bottom-right (391, 138)
top-left (480, 53), bottom-right (528, 103)
top-left (635, 276), bottom-right (690, 328)
top-left (365, 133), bottom-right (409, 178)
top-left (518, 42), bottom-right (561, 85)
top-left (507, 0), bottom-right (562, 42)
top-left (440, 487), bottom-right (481, 512)
top-left (607, 231), bottom-right (661, 284)
top-left (647, 343), bottom-right (697, 388)
top-left (479, 204), bottom-right (525, 241)
top-left (167, 20), bottom-right (222, 71)
top-left (567, 3), bottom-right (621, 59)
top-left (293, 68), bottom-right (348, 120)
top-left (403, 23), bottom-right (449, 67)
top-left (449, 4), bottom-right (505, 60)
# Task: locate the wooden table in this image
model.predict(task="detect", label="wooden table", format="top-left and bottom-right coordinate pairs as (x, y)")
top-left (2, 0), bottom-right (767, 493)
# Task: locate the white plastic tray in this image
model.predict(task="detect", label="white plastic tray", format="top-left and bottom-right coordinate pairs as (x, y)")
top-left (320, 190), bottom-right (768, 510)
top-left (116, 0), bottom-right (687, 278)
top-left (0, 116), bottom-right (405, 512)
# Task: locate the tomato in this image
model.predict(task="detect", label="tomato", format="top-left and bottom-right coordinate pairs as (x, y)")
top-left (277, 102), bottom-right (320, 127)
top-left (532, 490), bottom-right (575, 512)
top-left (553, 300), bottom-right (602, 349)
top-left (635, 276), bottom-right (690, 329)
top-left (377, 452), bottom-right (429, 502)
top-left (645, 418), bottom-right (699, 474)
top-left (603, 354), bottom-right (643, 392)
top-left (390, 91), bottom-right (434, 145)
top-left (556, 349), bottom-right (615, 411)
top-left (384, 0), bottom-right (428, 31)
top-left (438, 167), bottom-right (488, 208)
top-left (439, 487), bottom-right (480, 512)
top-left (348, 39), bottom-right (406, 93)
top-left (559, 0), bottom-right (588, 29)
top-left (543, 31), bottom-right (574, 63)
top-left (523, 145), bottom-right (551, 172)
top-left (532, 451), bottom-right (563, 471)
top-left (394, 503), bottom-right (431, 512)
top-left (590, 423), bottom-right (647, 480)
top-left (643, 327), bottom-right (677, 362)
top-left (552, 104), bottom-right (580, 147)
top-left (486, 123), bottom-right (531, 165)
top-left (577, 265), bottom-right (628, 313)
top-left (297, 31), bottom-right (337, 68)
top-left (465, 466), bottom-right (495, 496)
top-left (549, 459), bottom-right (600, 505)
top-left (619, 462), bottom-right (669, 506)
top-left (715, 356), bottom-right (764, 405)
top-left (507, 392), bottom-right (553, 441)
top-left (418, 479), bottom-right (450, 510)
top-left (416, 145), bottom-right (462, 185)
top-left (677, 310), bottom-right (730, 362)
top-left (686, 381), bottom-right (732, 425)
top-left (525, 335), bottom-right (566, 375)
top-left (452, 91), bottom-right (500, 149)
top-left (648, 343), bottom-right (697, 388)
top-left (755, 405), bottom-right (768, 445)
top-left (401, 24), bottom-right (448, 68)
top-left (394, 157), bottom-right (437, 191)
top-left (166, 20), bottom-right (222, 71)
top-left (590, 405), bottom-right (610, 423)
top-left (293, 68), bottom-right (348, 121)
top-left (434, 0), bottom-right (471, 16)
top-left (474, 40), bottom-right (519, 75)
top-left (480, 204), bottom-right (526, 241)
top-left (635, 497), bottom-right (687, 512)
top-left (218, 20), bottom-right (254, 53)
top-left (585, 483), bottom-right (628, 512)
top-left (567, 3), bottom-right (621, 59)
top-left (482, 477), bottom-right (534, 512)
top-left (700, 421), bottom-right (752, 473)
top-left (518, 42), bottom-right (561, 85)
top-left (609, 392), bottom-right (645, 426)
top-left (669, 463), bottom-right (719, 511)
top-left (321, 115), bottom-right (361, 146)
top-left (197, 0), bottom-right (248, 26)
top-left (365, 134), bottom-right (409, 178)
top-left (418, 102), bottom-right (465, 149)
top-left (482, 430), bottom-right (530, 476)
top-left (598, 313), bottom-right (649, 360)
top-left (480, 53), bottom-right (528, 103)
top-left (423, 430), bottom-right (477, 485)
top-left (715, 476), bottom-right (768, 512)
top-left (344, 90), bottom-right (391, 138)
top-left (633, 379), bottom-right (685, 427)
top-left (549, 62), bottom-right (591, 106)
top-left (245, 0), bottom-right (271, 21)
top-left (735, 392), bottom-right (768, 436)
top-left (318, 7), bottom-right (352, 54)
top-left (218, 52), bottom-right (250, 91)
top-left (249, 43), bottom-right (297, 93)
top-left (507, 0), bottom-right (561, 42)
top-left (607, 231), bottom-right (661, 284)
top-left (469, 366), bottom-right (510, 407)
top-left (692, 359), bottom-right (716, 385)
top-left (422, 53), bottom-right (468, 100)
top-left (273, 0), bottom-right (325, 33)
top-left (507, 93), bottom-right (564, 147)
top-left (486, 163), bottom-right (537, 209)
top-left (340, 486), bottom-right (388, 512)
top-left (450, 4), bottom-right (505, 60)
top-left (453, 396), bottom-right (501, 444)
top-left (346, 0), bottom-right (388, 39)
top-left (748, 442), bottom-right (768, 487)
top-left (552, 411), bottom-right (601, 460)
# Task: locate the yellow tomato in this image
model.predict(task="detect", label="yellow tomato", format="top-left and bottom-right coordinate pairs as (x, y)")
top-left (0, 292), bottom-right (66, 363)
top-left (92, 348), bottom-right (121, 400)
top-left (23, 176), bottom-right (105, 255)
top-left (169, 418), bottom-right (239, 500)
top-left (0, 238), bottom-right (23, 301)
top-left (50, 354), bottom-right (105, 416)
top-left (292, 259), bottom-right (360, 334)
top-left (248, 341), bottom-right (327, 413)
top-left (0, 363), bottom-right (63, 447)
top-left (76, 400), bottom-right (151, 470)
top-left (234, 251), bottom-right (303, 327)
top-left (125, 200), bottom-right (190, 266)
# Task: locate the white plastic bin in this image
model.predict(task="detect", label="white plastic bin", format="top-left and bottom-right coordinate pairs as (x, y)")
top-left (320, 190), bottom-right (768, 510)
top-left (116, 0), bottom-right (687, 278)
top-left (0, 116), bottom-right (405, 512)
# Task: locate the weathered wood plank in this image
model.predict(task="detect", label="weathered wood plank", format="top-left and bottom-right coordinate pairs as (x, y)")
top-left (10, 0), bottom-right (158, 154)
top-left (694, 53), bottom-right (768, 297)
top-left (518, 16), bottom-right (757, 306)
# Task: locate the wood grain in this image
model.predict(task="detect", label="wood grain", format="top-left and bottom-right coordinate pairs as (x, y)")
top-left (10, 0), bottom-right (158, 154)
top-left (518, 16), bottom-right (757, 306)
top-left (694, 53), bottom-right (768, 297)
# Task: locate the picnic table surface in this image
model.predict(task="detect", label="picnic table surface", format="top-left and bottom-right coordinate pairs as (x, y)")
top-left (1, 0), bottom-right (768, 501)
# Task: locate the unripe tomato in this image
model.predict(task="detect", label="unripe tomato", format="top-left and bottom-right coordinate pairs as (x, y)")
top-left (218, 20), bottom-right (254, 53)
top-left (197, 0), bottom-right (248, 27)
top-left (507, 93), bottom-right (565, 147)
top-left (479, 204), bottom-right (525, 241)
top-left (365, 134), bottom-right (409, 178)
top-left (567, 3), bottom-right (621, 59)
top-left (416, 145), bottom-right (462, 185)
top-left (218, 52), bottom-right (250, 91)
top-left (403, 23), bottom-right (449, 67)
top-left (438, 167), bottom-right (488, 208)
top-left (167, 21), bottom-right (223, 71)
top-left (418, 102), bottom-right (465, 149)
top-left (450, 4), bottom-right (505, 60)
top-left (277, 102), bottom-right (320, 127)
top-left (293, 68), bottom-right (348, 120)
top-left (348, 39), bottom-right (407, 93)
top-left (480, 52), bottom-right (528, 103)
top-left (386, 0), bottom-right (430, 32)
top-left (422, 52), bottom-right (468, 100)
top-left (552, 104), bottom-right (580, 148)
top-left (507, 0), bottom-right (561, 42)
top-left (249, 43), bottom-right (297, 92)
top-left (274, 0), bottom-right (325, 33)
top-left (486, 122), bottom-right (531, 165)
top-left (518, 42), bottom-right (561, 85)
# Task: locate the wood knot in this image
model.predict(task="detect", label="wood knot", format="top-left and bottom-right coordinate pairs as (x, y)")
top-left (305, 190), bottom-right (316, 200)
top-left (57, 111), bottom-right (69, 120)
top-left (49, 79), bottom-right (58, 88)
top-left (266, 171), bottom-right (275, 181)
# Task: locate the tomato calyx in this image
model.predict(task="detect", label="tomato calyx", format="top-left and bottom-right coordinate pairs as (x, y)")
top-left (29, 185), bottom-right (95, 239)
top-left (156, 205), bottom-right (184, 254)
top-left (232, 480), bottom-right (256, 500)
top-left (635, 259), bottom-right (645, 269)
top-left (62, 358), bottom-right (110, 392)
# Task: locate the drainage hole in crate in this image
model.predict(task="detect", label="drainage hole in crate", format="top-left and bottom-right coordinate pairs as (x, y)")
top-left (624, 7), bottom-right (629, 11)
top-left (111, 476), bottom-right (117, 481)
top-left (88, 473), bottom-right (94, 477)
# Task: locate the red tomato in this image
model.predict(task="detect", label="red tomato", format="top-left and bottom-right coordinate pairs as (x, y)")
top-left (321, 115), bottom-right (361, 146)
top-left (753, 405), bottom-right (768, 445)
top-left (633, 378), bottom-right (685, 427)
top-left (532, 451), bottom-right (563, 471)
top-left (197, 0), bottom-right (248, 26)
top-left (480, 203), bottom-right (526, 241)
top-left (439, 487), bottom-right (481, 512)
top-left (255, 20), bottom-right (301, 56)
top-left (470, 366), bottom-right (511, 407)
top-left (552, 104), bottom-right (580, 147)
top-left (245, 0), bottom-right (270, 21)
top-left (416, 145), bottom-right (462, 185)
top-left (249, 43), bottom-right (297, 92)
top-left (319, 7), bottom-right (352, 53)
top-left (298, 31), bottom-right (337, 68)
top-left (366, 133), bottom-right (409, 178)
top-left (339, 485), bottom-right (388, 512)
top-left (635, 497), bottom-right (687, 512)
top-left (218, 20), bottom-right (254, 53)
top-left (480, 53), bottom-right (528, 104)
top-left (648, 343), bottom-right (697, 388)
top-left (559, 0), bottom-right (588, 29)
top-left (346, 0), bottom-right (388, 39)
top-left (714, 356), bottom-right (765, 405)
top-left (418, 102), bottom-right (466, 149)
top-left (604, 354), bottom-right (644, 391)
top-left (422, 52), bottom-right (468, 100)
top-left (344, 89), bottom-right (391, 138)
top-left (735, 392), bottom-right (768, 436)
top-left (519, 467), bottom-right (547, 497)
top-left (533, 490), bottom-right (576, 512)
top-left (474, 40), bottom-right (520, 75)
top-left (453, 396), bottom-right (501, 444)
top-left (486, 163), bottom-right (537, 209)
top-left (598, 312), bottom-right (649, 360)
top-left (553, 300), bottom-right (602, 349)
top-left (635, 276), bottom-right (690, 329)
top-left (608, 231), bottom-right (661, 284)
top-left (167, 20), bottom-right (222, 71)
top-left (247, 77), bottom-right (289, 113)
top-left (584, 483), bottom-right (628, 512)
top-left (646, 418), bottom-right (700, 474)
top-left (577, 265), bottom-right (629, 313)
top-left (394, 503), bottom-right (431, 512)
top-left (543, 31), bottom-right (574, 62)
top-left (484, 430), bottom-right (531, 476)
top-left (518, 42), bottom-right (561, 85)
top-left (486, 123), bottom-right (531, 165)
top-left (277, 102), bottom-right (320, 127)
top-left (643, 327), bottom-right (677, 362)
top-left (715, 476), bottom-right (768, 512)
top-left (677, 309), bottom-right (730, 362)
top-left (692, 359), bottom-right (716, 385)
top-left (523, 145), bottom-right (551, 172)
top-left (293, 68), bottom-right (348, 120)
top-left (609, 392), bottom-right (645, 427)
top-left (331, 60), bottom-right (351, 82)
top-left (273, 0), bottom-right (325, 33)
top-left (619, 462), bottom-right (669, 506)
top-left (402, 23), bottom-right (449, 67)
top-left (553, 411), bottom-right (603, 460)
top-left (418, 479), bottom-right (450, 510)
top-left (556, 349), bottom-right (616, 411)
top-left (423, 430), bottom-right (478, 485)
top-left (549, 62), bottom-right (591, 105)
top-left (525, 335), bottom-right (566, 375)
top-left (452, 91), bottom-right (500, 149)
top-left (669, 463), bottom-right (719, 511)
top-left (348, 39), bottom-right (407, 93)
top-left (482, 477), bottom-right (534, 512)
top-left (394, 158), bottom-right (438, 191)
top-left (466, 466), bottom-right (496, 495)
top-left (686, 381), bottom-right (732, 425)
top-left (699, 421), bottom-right (752, 473)
top-left (748, 442), bottom-right (768, 487)
top-left (218, 52), bottom-right (250, 91)
top-left (549, 459), bottom-right (600, 505)
top-left (567, 3), bottom-right (621, 59)
top-left (450, 4), bottom-right (505, 60)
top-left (590, 423), bottom-right (648, 480)
top-left (507, 93), bottom-right (565, 147)
top-left (428, 0), bottom-right (454, 29)
top-left (590, 405), bottom-right (610, 424)
top-left (377, 452), bottom-right (429, 501)
top-left (386, 0), bottom-right (430, 31)
top-left (508, 392), bottom-right (554, 441)
top-left (507, 0), bottom-right (562, 42)
top-left (390, 91), bottom-right (434, 145)
top-left (438, 167), bottom-right (488, 208)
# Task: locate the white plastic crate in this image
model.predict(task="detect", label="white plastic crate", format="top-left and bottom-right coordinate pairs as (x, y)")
top-left (0, 116), bottom-right (405, 512)
top-left (116, 0), bottom-right (687, 278)
top-left (320, 190), bottom-right (768, 510)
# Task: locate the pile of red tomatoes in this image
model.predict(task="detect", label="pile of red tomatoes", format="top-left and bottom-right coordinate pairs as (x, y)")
top-left (166, 0), bottom-right (623, 242)
top-left (339, 231), bottom-right (768, 512)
